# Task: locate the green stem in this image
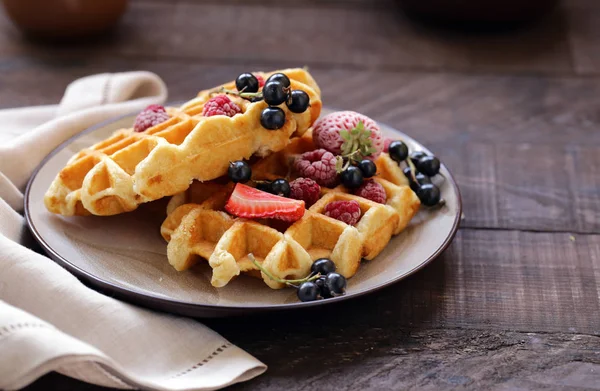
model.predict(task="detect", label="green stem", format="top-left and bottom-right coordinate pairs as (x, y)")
top-left (248, 254), bottom-right (320, 285)
top-left (214, 87), bottom-right (263, 99)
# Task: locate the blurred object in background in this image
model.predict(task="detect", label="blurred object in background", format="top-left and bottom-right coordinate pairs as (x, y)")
top-left (2, 0), bottom-right (128, 41)
top-left (398, 0), bottom-right (560, 28)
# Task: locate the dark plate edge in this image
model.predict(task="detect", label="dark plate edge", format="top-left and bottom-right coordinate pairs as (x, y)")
top-left (24, 109), bottom-right (463, 318)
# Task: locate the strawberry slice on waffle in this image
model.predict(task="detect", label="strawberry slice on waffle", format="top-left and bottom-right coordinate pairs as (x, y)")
top-left (225, 183), bottom-right (305, 222)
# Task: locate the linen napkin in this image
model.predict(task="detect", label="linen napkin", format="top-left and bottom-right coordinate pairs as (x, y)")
top-left (0, 72), bottom-right (267, 390)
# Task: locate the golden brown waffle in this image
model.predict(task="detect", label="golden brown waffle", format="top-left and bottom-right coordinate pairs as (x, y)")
top-left (161, 132), bottom-right (421, 289)
top-left (44, 68), bottom-right (322, 216)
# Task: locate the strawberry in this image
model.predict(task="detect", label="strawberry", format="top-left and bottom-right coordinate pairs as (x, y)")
top-left (225, 183), bottom-right (305, 222)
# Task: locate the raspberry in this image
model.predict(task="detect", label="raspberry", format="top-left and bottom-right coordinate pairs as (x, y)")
top-left (293, 149), bottom-right (338, 187)
top-left (312, 111), bottom-right (384, 159)
top-left (354, 180), bottom-right (387, 204)
top-left (256, 74), bottom-right (265, 88)
top-left (289, 178), bottom-right (321, 207)
top-left (324, 200), bottom-right (361, 226)
top-left (202, 95), bottom-right (242, 117)
top-left (133, 104), bottom-right (169, 132)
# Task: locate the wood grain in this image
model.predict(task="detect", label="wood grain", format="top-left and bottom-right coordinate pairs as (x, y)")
top-left (0, 0), bottom-right (574, 74)
top-left (24, 330), bottom-right (600, 391)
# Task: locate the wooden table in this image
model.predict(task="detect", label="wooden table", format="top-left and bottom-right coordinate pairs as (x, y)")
top-left (5, 0), bottom-right (599, 389)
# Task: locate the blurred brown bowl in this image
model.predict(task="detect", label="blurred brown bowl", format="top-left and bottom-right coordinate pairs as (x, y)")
top-left (398, 0), bottom-right (559, 25)
top-left (2, 0), bottom-right (128, 40)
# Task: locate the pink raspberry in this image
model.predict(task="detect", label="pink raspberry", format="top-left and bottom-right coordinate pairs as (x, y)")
top-left (289, 178), bottom-right (321, 207)
top-left (354, 180), bottom-right (387, 204)
top-left (312, 111), bottom-right (384, 159)
top-left (293, 149), bottom-right (338, 187)
top-left (256, 75), bottom-right (265, 88)
top-left (202, 95), bottom-right (242, 117)
top-left (324, 200), bottom-right (361, 225)
top-left (133, 104), bottom-right (169, 132)
top-left (383, 138), bottom-right (393, 153)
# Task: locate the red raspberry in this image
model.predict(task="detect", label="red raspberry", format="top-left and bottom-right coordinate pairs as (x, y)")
top-left (202, 95), bottom-right (242, 117)
top-left (293, 149), bottom-right (338, 187)
top-left (324, 200), bottom-right (361, 226)
top-left (354, 180), bottom-right (387, 204)
top-left (133, 104), bottom-right (169, 132)
top-left (289, 178), bottom-right (321, 207)
top-left (256, 75), bottom-right (265, 88)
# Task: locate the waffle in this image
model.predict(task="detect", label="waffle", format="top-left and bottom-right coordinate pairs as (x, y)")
top-left (44, 68), bottom-right (322, 216)
top-left (161, 132), bottom-right (421, 289)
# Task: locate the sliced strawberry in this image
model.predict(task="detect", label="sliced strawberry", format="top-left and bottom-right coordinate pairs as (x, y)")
top-left (225, 183), bottom-right (305, 222)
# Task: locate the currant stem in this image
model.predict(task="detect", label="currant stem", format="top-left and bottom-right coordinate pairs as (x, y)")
top-left (248, 253), bottom-right (320, 285)
top-left (406, 158), bottom-right (418, 184)
top-left (216, 87), bottom-right (263, 99)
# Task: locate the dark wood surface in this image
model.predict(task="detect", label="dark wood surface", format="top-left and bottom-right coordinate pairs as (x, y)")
top-left (4, 0), bottom-right (599, 389)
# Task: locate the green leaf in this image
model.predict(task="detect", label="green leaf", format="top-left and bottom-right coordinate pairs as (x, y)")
top-left (340, 130), bottom-right (351, 141)
top-left (335, 156), bottom-right (344, 173)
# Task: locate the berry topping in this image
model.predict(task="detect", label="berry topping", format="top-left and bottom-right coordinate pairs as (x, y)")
top-left (339, 165), bottom-right (364, 189)
top-left (270, 178), bottom-right (291, 197)
top-left (202, 95), bottom-right (242, 117)
top-left (311, 258), bottom-right (336, 276)
top-left (294, 149), bottom-right (338, 187)
top-left (357, 159), bottom-right (377, 178)
top-left (416, 155), bottom-right (441, 177)
top-left (256, 74), bottom-right (266, 88)
top-left (228, 161), bottom-right (252, 183)
top-left (266, 73), bottom-right (291, 88)
top-left (286, 90), bottom-right (310, 113)
top-left (324, 272), bottom-right (347, 296)
top-left (263, 80), bottom-right (289, 106)
top-left (354, 179), bottom-right (387, 204)
top-left (225, 183), bottom-right (305, 222)
top-left (324, 200), bottom-right (361, 225)
top-left (406, 170), bottom-right (432, 191)
top-left (297, 281), bottom-right (321, 302)
top-left (312, 111), bottom-right (384, 159)
top-left (235, 73), bottom-right (260, 93)
top-left (388, 140), bottom-right (409, 163)
top-left (260, 107), bottom-right (286, 130)
top-left (416, 183), bottom-right (441, 206)
top-left (289, 178), bottom-right (321, 207)
top-left (314, 276), bottom-right (332, 298)
top-left (133, 104), bottom-right (169, 133)
top-left (410, 151), bottom-right (427, 164)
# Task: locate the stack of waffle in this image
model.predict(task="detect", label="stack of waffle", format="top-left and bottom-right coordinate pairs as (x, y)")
top-left (45, 68), bottom-right (420, 290)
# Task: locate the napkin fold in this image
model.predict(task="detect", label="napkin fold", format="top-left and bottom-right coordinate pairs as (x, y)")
top-left (0, 72), bottom-right (266, 390)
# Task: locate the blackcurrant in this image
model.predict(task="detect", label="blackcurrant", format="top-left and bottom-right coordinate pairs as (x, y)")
top-left (286, 90), bottom-right (310, 113)
top-left (260, 107), bottom-right (286, 130)
top-left (388, 141), bottom-right (409, 162)
top-left (340, 166), bottom-right (364, 189)
top-left (416, 183), bottom-right (441, 206)
top-left (403, 166), bottom-right (413, 178)
top-left (357, 159), bottom-right (377, 178)
top-left (297, 281), bottom-right (321, 302)
top-left (255, 181), bottom-right (272, 192)
top-left (410, 151), bottom-right (427, 164)
top-left (266, 73), bottom-right (291, 88)
top-left (315, 276), bottom-right (332, 298)
top-left (311, 258), bottom-right (336, 276)
top-left (324, 273), bottom-right (347, 296)
top-left (228, 161), bottom-right (251, 183)
top-left (235, 73), bottom-right (259, 93)
top-left (409, 172), bottom-right (432, 192)
top-left (271, 178), bottom-right (291, 197)
top-left (416, 156), bottom-right (441, 177)
top-left (262, 81), bottom-right (288, 106)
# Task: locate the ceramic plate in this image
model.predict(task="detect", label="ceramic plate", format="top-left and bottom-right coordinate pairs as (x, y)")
top-left (25, 109), bottom-right (461, 317)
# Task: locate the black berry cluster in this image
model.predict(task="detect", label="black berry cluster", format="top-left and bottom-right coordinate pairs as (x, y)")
top-left (297, 258), bottom-right (346, 302)
top-left (234, 72), bottom-right (310, 131)
top-left (388, 141), bottom-right (443, 207)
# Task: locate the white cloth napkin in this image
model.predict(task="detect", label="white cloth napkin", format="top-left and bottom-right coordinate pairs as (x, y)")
top-left (0, 72), bottom-right (266, 390)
